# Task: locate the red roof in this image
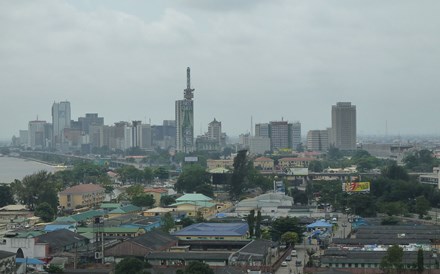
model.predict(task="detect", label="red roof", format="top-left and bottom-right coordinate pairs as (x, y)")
top-left (279, 157), bottom-right (314, 161)
top-left (144, 188), bottom-right (168, 194)
top-left (59, 184), bottom-right (104, 195)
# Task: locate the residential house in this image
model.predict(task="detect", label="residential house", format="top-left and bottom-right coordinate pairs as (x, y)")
top-left (59, 184), bottom-right (105, 210)
top-left (107, 205), bottom-right (142, 218)
top-left (253, 157), bottom-right (274, 172)
top-left (105, 230), bottom-right (178, 259)
top-left (144, 188), bottom-right (168, 206)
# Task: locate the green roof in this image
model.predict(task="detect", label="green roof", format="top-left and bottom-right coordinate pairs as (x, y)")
top-left (77, 227), bottom-right (144, 233)
top-left (100, 203), bottom-right (122, 209)
top-left (171, 201), bottom-right (215, 208)
top-left (55, 210), bottom-right (104, 223)
top-left (15, 231), bottom-right (45, 238)
top-left (109, 204), bottom-right (141, 214)
top-left (176, 193), bottom-right (213, 202)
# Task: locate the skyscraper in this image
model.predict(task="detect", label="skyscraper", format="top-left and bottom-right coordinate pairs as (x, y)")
top-left (331, 102), bottom-right (356, 150)
top-left (175, 67), bottom-right (195, 153)
top-left (290, 121), bottom-right (301, 149)
top-left (307, 130), bottom-right (329, 151)
top-left (52, 101), bottom-right (71, 148)
top-left (269, 121), bottom-right (289, 150)
top-left (207, 118), bottom-right (222, 144)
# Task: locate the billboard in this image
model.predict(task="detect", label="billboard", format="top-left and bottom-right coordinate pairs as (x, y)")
top-left (184, 156), bottom-right (198, 162)
top-left (342, 182), bottom-right (370, 193)
top-left (287, 168), bottom-right (309, 176)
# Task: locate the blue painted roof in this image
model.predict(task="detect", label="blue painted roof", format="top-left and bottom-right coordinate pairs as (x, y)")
top-left (173, 222), bottom-right (248, 237)
top-left (307, 220), bottom-right (333, 228)
top-left (16, 258), bottom-right (45, 265)
top-left (44, 224), bottom-right (75, 232)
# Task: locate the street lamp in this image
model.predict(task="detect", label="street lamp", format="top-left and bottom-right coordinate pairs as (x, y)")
top-left (342, 223), bottom-right (347, 239)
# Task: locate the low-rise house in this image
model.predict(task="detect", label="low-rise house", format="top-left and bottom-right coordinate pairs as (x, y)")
top-left (0, 229), bottom-right (87, 260)
top-left (144, 188), bottom-right (168, 206)
top-left (235, 193), bottom-right (293, 217)
top-left (54, 209), bottom-right (104, 225)
top-left (207, 159), bottom-right (234, 170)
top-left (107, 205), bottom-right (141, 218)
top-left (105, 230), bottom-right (178, 259)
top-left (146, 251), bottom-right (232, 267)
top-left (171, 193), bottom-right (216, 218)
top-left (59, 184), bottom-right (105, 210)
top-left (173, 223), bottom-right (249, 243)
top-left (253, 157), bottom-right (274, 172)
top-left (77, 227), bottom-right (145, 238)
top-left (143, 207), bottom-right (175, 217)
top-left (230, 239), bottom-right (276, 268)
top-left (278, 157), bottom-right (314, 169)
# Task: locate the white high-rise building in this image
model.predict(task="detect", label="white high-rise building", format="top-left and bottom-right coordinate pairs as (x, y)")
top-left (331, 102), bottom-right (356, 150)
top-left (208, 118), bottom-right (222, 144)
top-left (28, 120), bottom-right (47, 149)
top-left (52, 101), bottom-right (71, 148)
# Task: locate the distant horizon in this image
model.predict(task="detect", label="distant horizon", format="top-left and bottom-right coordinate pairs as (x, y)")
top-left (1, 1), bottom-right (440, 140)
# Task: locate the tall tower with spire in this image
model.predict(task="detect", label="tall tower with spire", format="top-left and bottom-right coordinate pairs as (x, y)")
top-left (175, 67), bottom-right (195, 153)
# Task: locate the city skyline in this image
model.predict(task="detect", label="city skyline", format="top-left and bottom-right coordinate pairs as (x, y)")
top-left (1, 1), bottom-right (440, 140)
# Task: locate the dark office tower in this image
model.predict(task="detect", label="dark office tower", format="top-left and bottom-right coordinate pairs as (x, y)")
top-left (290, 121), bottom-right (301, 149)
top-left (175, 67), bottom-right (195, 153)
top-left (255, 123), bottom-right (270, 138)
top-left (269, 121), bottom-right (289, 150)
top-left (78, 113), bottom-right (104, 134)
top-left (331, 102), bottom-right (356, 150)
top-left (52, 101), bottom-right (71, 148)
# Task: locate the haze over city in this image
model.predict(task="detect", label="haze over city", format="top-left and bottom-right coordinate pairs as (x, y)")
top-left (1, 0), bottom-right (440, 141)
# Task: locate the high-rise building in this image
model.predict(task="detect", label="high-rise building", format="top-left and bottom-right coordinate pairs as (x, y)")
top-left (290, 121), bottom-right (301, 149)
top-left (175, 67), bottom-right (195, 153)
top-left (269, 121), bottom-right (289, 150)
top-left (307, 130), bottom-right (329, 151)
top-left (52, 101), bottom-right (71, 148)
top-left (78, 113), bottom-right (104, 134)
top-left (208, 118), bottom-right (222, 144)
top-left (255, 123), bottom-right (270, 138)
top-left (331, 102), bottom-right (356, 150)
top-left (28, 120), bottom-right (47, 149)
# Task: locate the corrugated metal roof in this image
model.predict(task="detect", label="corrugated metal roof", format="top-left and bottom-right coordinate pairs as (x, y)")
top-left (173, 222), bottom-right (248, 237)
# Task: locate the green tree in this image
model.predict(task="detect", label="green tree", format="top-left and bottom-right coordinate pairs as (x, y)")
top-left (404, 149), bottom-right (438, 172)
top-left (115, 257), bottom-right (150, 274)
top-left (327, 146), bottom-right (343, 161)
top-left (415, 195), bottom-right (431, 218)
top-left (179, 217), bottom-right (195, 227)
top-left (161, 212), bottom-right (175, 233)
top-left (379, 201), bottom-right (408, 216)
top-left (382, 163), bottom-right (409, 181)
top-left (417, 248), bottom-right (424, 273)
top-left (11, 171), bottom-right (59, 210)
top-left (180, 261), bottom-right (214, 274)
top-left (247, 210), bottom-right (255, 238)
top-left (35, 202), bottom-right (55, 222)
top-left (143, 167), bottom-right (154, 183)
top-left (0, 184), bottom-right (15, 207)
top-left (45, 264), bottom-right (64, 273)
top-left (131, 193), bottom-right (155, 208)
top-left (229, 150), bottom-right (249, 199)
top-left (160, 195), bottom-right (176, 206)
top-left (380, 245), bottom-right (403, 273)
top-left (347, 193), bottom-right (377, 217)
top-left (154, 167), bottom-right (169, 180)
top-left (117, 166), bottom-right (144, 184)
top-left (271, 217), bottom-right (303, 242)
top-left (308, 160), bottom-right (323, 172)
top-left (281, 231), bottom-right (299, 247)
top-left (175, 164), bottom-right (210, 193)
top-left (126, 184), bottom-right (144, 198)
top-left (255, 210), bottom-right (262, 239)
top-left (194, 184), bottom-right (214, 198)
top-left (261, 228), bottom-right (271, 240)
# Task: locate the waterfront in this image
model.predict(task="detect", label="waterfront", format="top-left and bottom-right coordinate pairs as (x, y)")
top-left (0, 156), bottom-right (57, 183)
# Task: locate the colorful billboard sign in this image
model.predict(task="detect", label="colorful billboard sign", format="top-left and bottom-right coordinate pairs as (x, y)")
top-left (342, 182), bottom-right (370, 193)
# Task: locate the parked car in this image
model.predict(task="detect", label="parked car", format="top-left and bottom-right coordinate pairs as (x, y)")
top-left (291, 249), bottom-right (297, 257)
top-left (295, 260), bottom-right (302, 266)
top-left (285, 255), bottom-right (292, 261)
top-left (281, 261), bottom-right (288, 267)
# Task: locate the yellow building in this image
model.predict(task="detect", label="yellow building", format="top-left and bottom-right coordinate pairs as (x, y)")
top-left (59, 184), bottom-right (105, 210)
top-left (171, 193), bottom-right (216, 218)
top-left (278, 157), bottom-right (314, 169)
top-left (253, 157), bottom-right (274, 171)
top-left (144, 188), bottom-right (168, 207)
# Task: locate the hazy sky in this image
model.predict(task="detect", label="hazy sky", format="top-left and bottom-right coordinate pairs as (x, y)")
top-left (1, 0), bottom-right (440, 141)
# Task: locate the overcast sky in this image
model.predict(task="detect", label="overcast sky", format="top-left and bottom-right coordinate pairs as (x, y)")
top-left (1, 0), bottom-right (440, 141)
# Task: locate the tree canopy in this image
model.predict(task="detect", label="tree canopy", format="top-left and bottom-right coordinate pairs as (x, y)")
top-left (175, 164), bottom-right (210, 193)
top-left (0, 184), bottom-right (15, 207)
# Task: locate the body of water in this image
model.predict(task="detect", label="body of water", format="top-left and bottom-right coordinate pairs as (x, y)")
top-left (0, 156), bottom-right (57, 183)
